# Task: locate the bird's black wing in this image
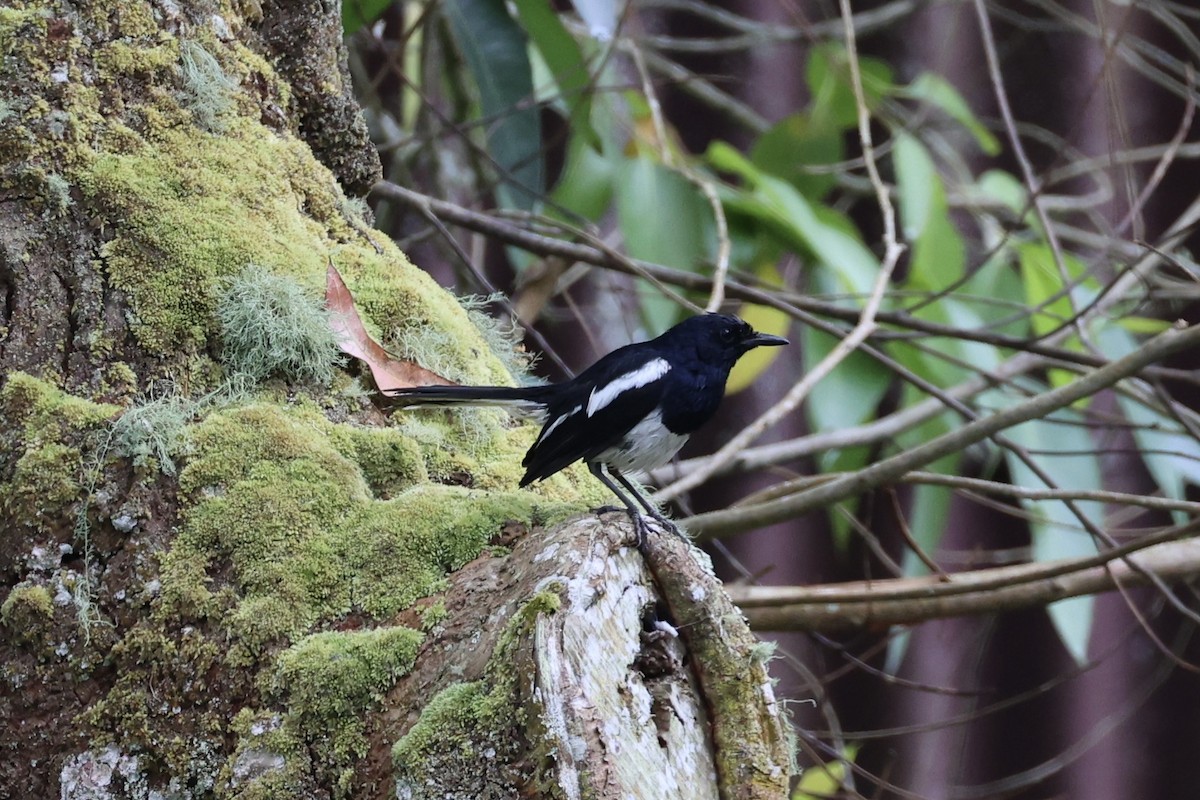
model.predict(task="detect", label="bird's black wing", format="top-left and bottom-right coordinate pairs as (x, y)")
top-left (519, 353), bottom-right (671, 485)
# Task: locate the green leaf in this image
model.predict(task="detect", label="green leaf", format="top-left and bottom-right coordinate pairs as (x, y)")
top-left (1116, 316), bottom-right (1172, 335)
top-left (905, 73), bottom-right (1001, 155)
top-left (710, 144), bottom-right (880, 295)
top-left (976, 169), bottom-right (1027, 215)
top-left (894, 132), bottom-right (966, 288)
top-left (707, 141), bottom-right (758, 180)
top-left (1017, 242), bottom-right (1078, 339)
top-left (343, 0), bottom-right (393, 33)
top-left (751, 112), bottom-right (844, 200)
top-left (895, 392), bottom-right (962, 565)
top-left (884, 400), bottom-right (961, 670)
top-left (1101, 325), bottom-right (1200, 522)
top-left (957, 251), bottom-right (1027, 335)
top-left (894, 132), bottom-right (936, 241)
top-left (613, 157), bottom-right (708, 334)
top-left (806, 43), bottom-right (894, 129)
top-left (550, 134), bottom-right (613, 220)
top-left (793, 744), bottom-right (859, 799)
top-left (987, 383), bottom-right (1102, 663)
top-left (803, 333), bottom-right (890, 439)
top-left (445, 0), bottom-right (544, 212)
top-left (894, 297), bottom-right (1001, 388)
top-left (727, 270), bottom-right (792, 394)
top-left (911, 209), bottom-right (966, 289)
top-left (512, 0), bottom-right (595, 141)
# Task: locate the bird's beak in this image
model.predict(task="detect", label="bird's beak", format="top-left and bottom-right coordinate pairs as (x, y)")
top-left (744, 332), bottom-right (789, 349)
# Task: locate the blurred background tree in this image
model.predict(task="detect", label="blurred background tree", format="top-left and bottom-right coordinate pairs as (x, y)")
top-left (343, 0), bottom-right (1200, 797)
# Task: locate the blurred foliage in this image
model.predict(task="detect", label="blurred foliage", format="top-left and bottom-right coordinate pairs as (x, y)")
top-left (345, 1), bottom-right (1200, 675)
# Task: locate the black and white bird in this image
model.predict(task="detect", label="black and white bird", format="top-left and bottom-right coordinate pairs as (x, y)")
top-left (384, 313), bottom-right (788, 539)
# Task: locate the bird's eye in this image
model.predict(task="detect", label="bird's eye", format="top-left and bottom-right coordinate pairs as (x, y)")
top-left (719, 326), bottom-right (737, 343)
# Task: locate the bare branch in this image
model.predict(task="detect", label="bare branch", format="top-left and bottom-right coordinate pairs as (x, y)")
top-left (729, 525), bottom-right (1200, 632)
top-left (684, 322), bottom-right (1200, 538)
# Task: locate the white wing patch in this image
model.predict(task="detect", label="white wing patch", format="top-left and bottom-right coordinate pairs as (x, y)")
top-left (586, 358), bottom-right (670, 417)
top-left (534, 404), bottom-right (582, 447)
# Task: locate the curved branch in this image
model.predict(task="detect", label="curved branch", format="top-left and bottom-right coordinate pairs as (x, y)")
top-left (683, 321), bottom-right (1200, 537)
top-left (729, 528), bottom-right (1200, 633)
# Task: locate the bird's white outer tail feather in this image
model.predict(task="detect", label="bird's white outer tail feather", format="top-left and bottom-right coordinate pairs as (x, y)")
top-left (384, 384), bottom-right (549, 414)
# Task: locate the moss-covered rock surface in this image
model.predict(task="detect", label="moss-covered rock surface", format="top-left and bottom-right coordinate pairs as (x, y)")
top-left (0, 1), bottom-right (604, 797)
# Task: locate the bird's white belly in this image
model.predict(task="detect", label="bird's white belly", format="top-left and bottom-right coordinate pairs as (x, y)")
top-left (596, 410), bottom-right (689, 474)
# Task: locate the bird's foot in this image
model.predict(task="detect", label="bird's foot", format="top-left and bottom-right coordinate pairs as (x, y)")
top-left (628, 512), bottom-right (654, 549)
top-left (594, 505), bottom-right (682, 547)
top-left (644, 510), bottom-right (688, 542)
top-left (631, 511), bottom-right (688, 549)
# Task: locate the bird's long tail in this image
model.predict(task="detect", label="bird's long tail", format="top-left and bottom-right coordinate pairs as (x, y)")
top-left (382, 383), bottom-right (555, 411)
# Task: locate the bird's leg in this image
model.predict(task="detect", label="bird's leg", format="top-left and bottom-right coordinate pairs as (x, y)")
top-left (608, 468), bottom-right (679, 534)
top-left (587, 462), bottom-right (655, 546)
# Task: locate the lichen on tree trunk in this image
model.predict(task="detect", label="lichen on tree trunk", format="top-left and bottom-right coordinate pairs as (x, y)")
top-left (0, 1), bottom-right (791, 798)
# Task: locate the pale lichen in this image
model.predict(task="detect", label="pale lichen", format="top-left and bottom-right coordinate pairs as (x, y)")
top-left (216, 268), bottom-right (342, 385)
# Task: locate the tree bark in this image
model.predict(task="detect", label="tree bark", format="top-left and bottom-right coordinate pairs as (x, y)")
top-left (0, 2), bottom-right (789, 798)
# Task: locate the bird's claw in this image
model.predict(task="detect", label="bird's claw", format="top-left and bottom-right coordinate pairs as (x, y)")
top-left (627, 512), bottom-right (653, 549)
top-left (594, 505), bottom-right (683, 548)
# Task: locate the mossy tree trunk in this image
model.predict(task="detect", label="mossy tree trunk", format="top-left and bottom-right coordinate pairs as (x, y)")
top-left (0, 2), bottom-right (790, 798)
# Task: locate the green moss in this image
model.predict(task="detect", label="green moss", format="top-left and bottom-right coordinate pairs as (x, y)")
top-left (108, 1), bottom-right (160, 39)
top-left (391, 681), bottom-right (505, 768)
top-left (177, 404), bottom-right (368, 497)
top-left (3, 0), bottom-right (546, 391)
top-left (7, 442), bottom-right (80, 512)
top-left (0, 374), bottom-right (118, 533)
top-left (1, 583), bottom-right (56, 645)
top-left (0, 8), bottom-right (47, 58)
top-left (144, 399), bottom-right (587, 793)
top-left (76, 129), bottom-right (329, 354)
top-left (418, 600), bottom-right (448, 632)
top-left (223, 595), bottom-right (296, 668)
top-left (391, 589), bottom-right (563, 796)
top-left (329, 425), bottom-right (427, 498)
top-left (80, 624), bottom-right (229, 780)
top-left (161, 403), bottom-right (580, 638)
top-left (100, 362), bottom-right (139, 398)
top-left (0, 3), bottom-right (613, 797)
top-left (95, 40), bottom-right (179, 76)
top-left (1, 583), bottom-right (54, 622)
top-left (2, 372), bottom-right (119, 434)
top-left (272, 627), bottom-right (423, 763)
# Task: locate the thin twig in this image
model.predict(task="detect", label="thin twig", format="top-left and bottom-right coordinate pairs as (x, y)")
top-left (656, 0), bottom-right (907, 501)
top-left (372, 179), bottom-right (1200, 384)
top-left (683, 321), bottom-right (1200, 538)
top-left (628, 45), bottom-right (732, 312)
top-left (972, 0), bottom-right (1083, 329)
top-left (735, 522), bottom-right (1192, 609)
top-left (737, 470), bottom-right (1200, 517)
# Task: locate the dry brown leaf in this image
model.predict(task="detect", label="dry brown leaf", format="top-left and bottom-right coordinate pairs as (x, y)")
top-left (326, 261), bottom-right (455, 392)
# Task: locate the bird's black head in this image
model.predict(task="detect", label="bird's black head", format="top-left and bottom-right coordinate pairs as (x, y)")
top-left (663, 313), bottom-right (789, 369)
